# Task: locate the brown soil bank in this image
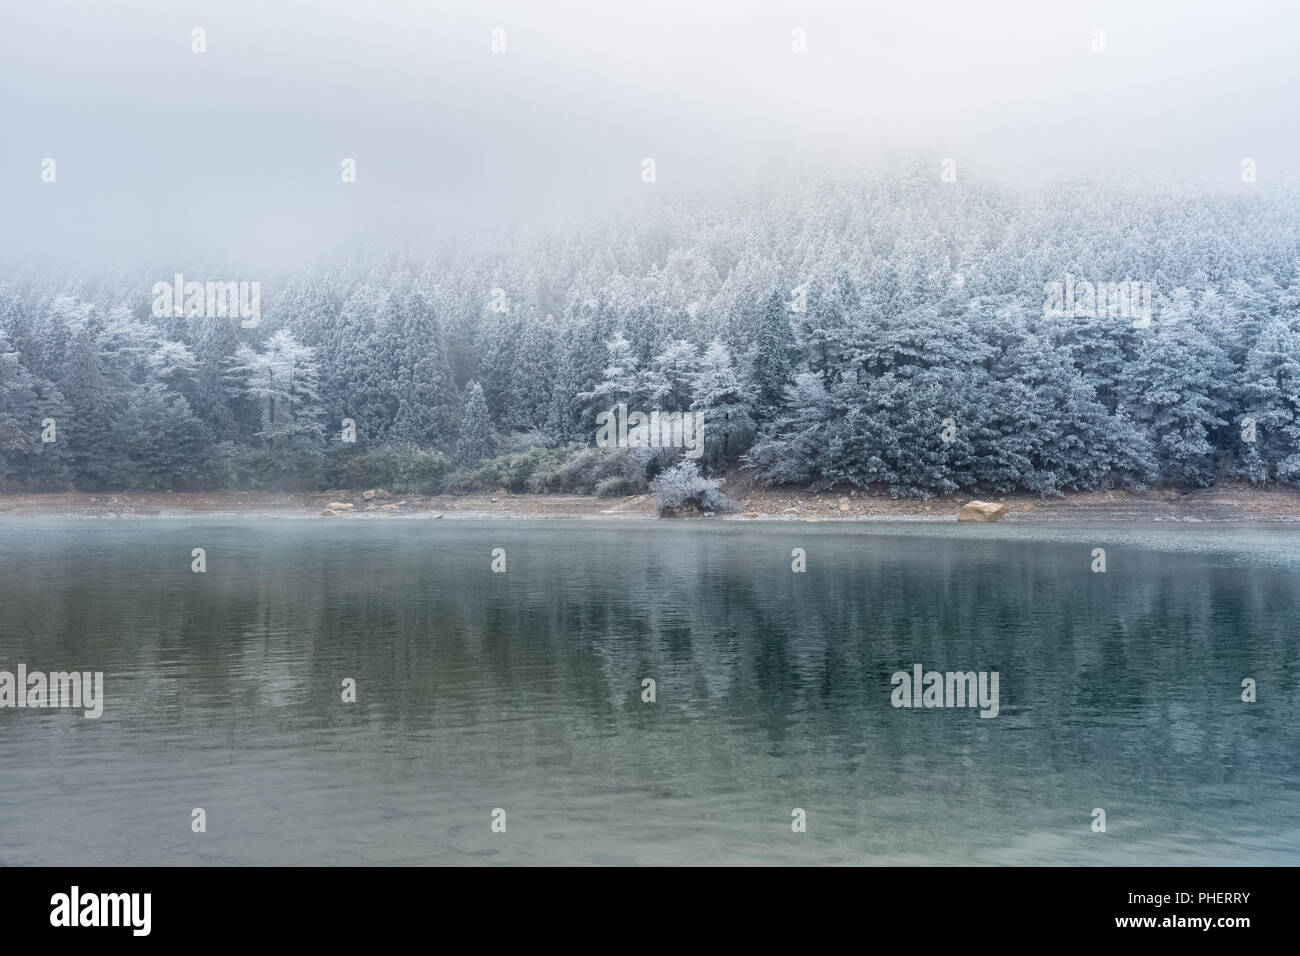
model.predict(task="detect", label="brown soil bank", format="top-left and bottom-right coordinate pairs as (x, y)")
top-left (730, 481), bottom-right (1300, 522)
top-left (1, 480), bottom-right (1300, 521)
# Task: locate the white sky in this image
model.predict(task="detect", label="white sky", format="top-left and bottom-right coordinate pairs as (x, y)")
top-left (3, 0), bottom-right (1298, 270)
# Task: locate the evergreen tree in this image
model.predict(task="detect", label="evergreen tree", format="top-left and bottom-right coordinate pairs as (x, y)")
top-left (690, 341), bottom-right (754, 471)
top-left (456, 381), bottom-right (495, 468)
top-left (112, 385), bottom-right (211, 490)
top-left (2, 176), bottom-right (1298, 496)
top-left (1125, 310), bottom-right (1230, 486)
top-left (1241, 319), bottom-right (1300, 484)
top-left (0, 331), bottom-right (72, 489)
top-left (579, 333), bottom-right (647, 416)
top-left (749, 287), bottom-right (794, 418)
top-left (646, 339), bottom-right (698, 411)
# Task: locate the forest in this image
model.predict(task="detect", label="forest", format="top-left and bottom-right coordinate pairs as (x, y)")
top-left (3, 173), bottom-right (1299, 498)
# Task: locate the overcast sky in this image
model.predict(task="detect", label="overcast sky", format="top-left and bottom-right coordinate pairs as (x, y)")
top-left (4, 0), bottom-right (1298, 272)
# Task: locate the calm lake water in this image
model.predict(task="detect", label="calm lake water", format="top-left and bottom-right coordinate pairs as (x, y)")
top-left (1, 518), bottom-right (1297, 866)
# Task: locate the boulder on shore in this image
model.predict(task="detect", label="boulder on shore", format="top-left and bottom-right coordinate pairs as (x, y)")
top-left (958, 500), bottom-right (1008, 522)
top-left (326, 501), bottom-right (354, 510)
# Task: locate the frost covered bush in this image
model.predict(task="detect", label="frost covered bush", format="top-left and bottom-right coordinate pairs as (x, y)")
top-left (650, 460), bottom-right (736, 515)
top-left (554, 446), bottom-right (633, 493)
top-left (594, 476), bottom-right (632, 498)
top-left (392, 447), bottom-right (450, 495)
top-left (328, 445), bottom-right (399, 490)
top-left (441, 446), bottom-right (648, 495)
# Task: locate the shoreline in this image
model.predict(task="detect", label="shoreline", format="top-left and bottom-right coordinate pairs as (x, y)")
top-left (3, 481), bottom-right (1300, 521)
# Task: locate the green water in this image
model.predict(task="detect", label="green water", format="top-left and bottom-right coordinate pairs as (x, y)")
top-left (0, 519), bottom-right (1296, 865)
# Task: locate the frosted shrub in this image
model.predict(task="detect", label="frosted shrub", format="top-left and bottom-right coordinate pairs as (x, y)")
top-left (651, 461), bottom-right (736, 515)
top-left (595, 476), bottom-right (632, 498)
top-left (393, 447), bottom-right (450, 495)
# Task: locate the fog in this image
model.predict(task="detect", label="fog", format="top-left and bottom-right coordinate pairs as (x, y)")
top-left (3, 0), bottom-right (1298, 271)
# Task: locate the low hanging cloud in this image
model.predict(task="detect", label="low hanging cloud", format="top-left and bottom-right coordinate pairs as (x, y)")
top-left (3, 0), bottom-right (1297, 273)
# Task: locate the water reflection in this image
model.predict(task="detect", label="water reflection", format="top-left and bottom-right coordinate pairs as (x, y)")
top-left (0, 520), bottom-right (1296, 864)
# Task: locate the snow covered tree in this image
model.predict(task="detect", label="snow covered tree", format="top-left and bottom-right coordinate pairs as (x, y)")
top-left (749, 287), bottom-right (794, 419)
top-left (1124, 313), bottom-right (1230, 486)
top-left (456, 381), bottom-right (495, 468)
top-left (233, 331), bottom-right (323, 444)
top-left (690, 340), bottom-right (754, 471)
top-left (579, 333), bottom-right (647, 418)
top-left (2, 174), bottom-right (1298, 495)
top-left (112, 385), bottom-right (211, 490)
top-left (0, 331), bottom-right (72, 489)
top-left (1240, 319), bottom-right (1300, 484)
top-left (646, 339), bottom-right (698, 411)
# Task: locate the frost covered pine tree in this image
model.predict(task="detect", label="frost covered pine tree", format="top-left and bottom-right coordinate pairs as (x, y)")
top-left (1241, 319), bottom-right (1300, 483)
top-left (646, 339), bottom-right (698, 412)
top-left (387, 291), bottom-right (459, 449)
top-left (749, 287), bottom-right (795, 420)
top-left (456, 381), bottom-right (495, 469)
top-left (113, 385), bottom-right (211, 490)
top-left (579, 332), bottom-right (646, 419)
top-left (1124, 295), bottom-right (1231, 486)
top-left (689, 340), bottom-right (754, 471)
top-left (0, 330), bottom-right (72, 489)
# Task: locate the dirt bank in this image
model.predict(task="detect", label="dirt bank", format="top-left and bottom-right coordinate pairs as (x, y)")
top-left (731, 481), bottom-right (1300, 522)
top-left (2, 480), bottom-right (1300, 521)
top-left (0, 490), bottom-right (657, 519)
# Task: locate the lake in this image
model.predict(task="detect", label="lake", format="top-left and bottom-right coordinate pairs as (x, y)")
top-left (1, 518), bottom-right (1297, 865)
